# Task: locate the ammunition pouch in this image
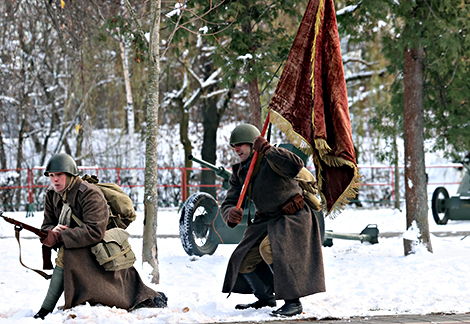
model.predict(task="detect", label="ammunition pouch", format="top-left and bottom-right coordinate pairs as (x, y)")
top-left (91, 228), bottom-right (136, 271)
top-left (281, 193), bottom-right (304, 215)
top-left (257, 193), bottom-right (305, 219)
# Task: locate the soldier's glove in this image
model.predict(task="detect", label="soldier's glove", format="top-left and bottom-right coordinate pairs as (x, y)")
top-left (228, 207), bottom-right (243, 227)
top-left (253, 136), bottom-right (271, 155)
top-left (40, 230), bottom-right (63, 248)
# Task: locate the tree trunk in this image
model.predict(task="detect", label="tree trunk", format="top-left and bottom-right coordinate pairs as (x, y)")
top-left (120, 40), bottom-right (139, 203)
top-left (241, 10), bottom-right (262, 130)
top-left (0, 112), bottom-right (8, 209)
top-left (201, 95), bottom-right (219, 198)
top-left (142, 0), bottom-right (161, 284)
top-left (179, 102), bottom-right (192, 201)
top-left (15, 115), bottom-right (26, 211)
top-left (0, 104), bottom-right (6, 170)
top-left (393, 134), bottom-right (401, 210)
top-left (403, 45), bottom-right (432, 255)
top-left (76, 127), bottom-right (84, 164)
top-left (120, 0), bottom-right (138, 203)
top-left (248, 78), bottom-right (262, 130)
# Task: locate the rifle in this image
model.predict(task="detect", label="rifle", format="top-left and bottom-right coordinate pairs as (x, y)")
top-left (1, 211), bottom-right (48, 239)
top-left (0, 210), bottom-right (53, 279)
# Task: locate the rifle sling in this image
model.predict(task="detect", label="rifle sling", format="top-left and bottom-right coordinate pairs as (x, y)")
top-left (14, 227), bottom-right (52, 280)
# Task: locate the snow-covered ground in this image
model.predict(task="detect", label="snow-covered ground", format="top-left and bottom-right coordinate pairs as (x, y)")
top-left (1, 206), bottom-right (470, 323)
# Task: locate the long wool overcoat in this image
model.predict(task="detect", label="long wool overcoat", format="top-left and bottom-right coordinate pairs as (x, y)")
top-left (42, 177), bottom-right (158, 311)
top-left (221, 146), bottom-right (326, 300)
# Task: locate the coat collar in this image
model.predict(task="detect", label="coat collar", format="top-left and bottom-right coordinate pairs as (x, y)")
top-left (51, 176), bottom-right (84, 207)
top-left (234, 156), bottom-right (254, 178)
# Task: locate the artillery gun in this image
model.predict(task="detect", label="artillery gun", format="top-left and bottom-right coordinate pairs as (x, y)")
top-left (431, 156), bottom-right (470, 225)
top-left (179, 151), bottom-right (378, 256)
top-left (179, 155), bottom-right (254, 256)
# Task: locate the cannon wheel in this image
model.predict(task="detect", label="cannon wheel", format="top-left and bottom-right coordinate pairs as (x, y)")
top-left (432, 187), bottom-right (450, 225)
top-left (179, 192), bottom-right (219, 256)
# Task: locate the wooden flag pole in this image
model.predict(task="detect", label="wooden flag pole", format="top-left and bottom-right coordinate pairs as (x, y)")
top-left (236, 110), bottom-right (271, 209)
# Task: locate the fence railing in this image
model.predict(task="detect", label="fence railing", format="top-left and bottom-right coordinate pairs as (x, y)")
top-left (0, 164), bottom-right (465, 212)
top-left (356, 163), bottom-right (464, 205)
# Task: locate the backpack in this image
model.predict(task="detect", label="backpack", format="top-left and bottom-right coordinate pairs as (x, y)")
top-left (78, 175), bottom-right (138, 271)
top-left (81, 174), bottom-right (137, 229)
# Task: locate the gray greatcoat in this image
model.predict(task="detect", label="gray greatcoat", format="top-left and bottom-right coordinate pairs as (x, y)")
top-left (42, 177), bottom-right (158, 311)
top-left (221, 146), bottom-right (325, 300)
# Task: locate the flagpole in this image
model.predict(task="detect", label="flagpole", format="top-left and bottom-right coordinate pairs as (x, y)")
top-left (236, 110), bottom-right (271, 210)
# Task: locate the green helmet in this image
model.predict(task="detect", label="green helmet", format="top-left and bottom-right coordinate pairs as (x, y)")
top-left (229, 124), bottom-right (261, 147)
top-left (44, 153), bottom-right (79, 177)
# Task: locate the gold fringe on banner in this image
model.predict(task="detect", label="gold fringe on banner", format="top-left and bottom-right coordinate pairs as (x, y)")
top-left (313, 149), bottom-right (362, 218)
top-left (269, 110), bottom-right (314, 157)
top-left (270, 110), bottom-right (361, 218)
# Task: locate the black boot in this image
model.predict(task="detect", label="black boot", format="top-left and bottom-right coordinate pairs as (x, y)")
top-left (134, 292), bottom-right (168, 310)
top-left (235, 271), bottom-right (276, 310)
top-left (271, 298), bottom-right (302, 317)
top-left (153, 292), bottom-right (168, 308)
top-left (33, 307), bottom-right (51, 320)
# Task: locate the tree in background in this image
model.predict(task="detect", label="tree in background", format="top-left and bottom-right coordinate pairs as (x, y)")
top-left (159, 0), bottom-right (304, 199)
top-left (165, 0), bottom-right (304, 126)
top-left (141, 0), bottom-right (162, 285)
top-left (160, 25), bottom-right (232, 199)
top-left (337, 0), bottom-right (470, 254)
top-left (110, 0), bottom-right (162, 284)
top-left (0, 0), bottom-right (92, 208)
top-left (336, 2), bottom-right (396, 207)
top-left (207, 0), bottom-right (304, 128)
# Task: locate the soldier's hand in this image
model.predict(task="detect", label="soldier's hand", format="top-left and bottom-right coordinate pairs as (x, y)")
top-left (253, 136), bottom-right (271, 154)
top-left (53, 224), bottom-right (68, 232)
top-left (40, 230), bottom-right (62, 248)
top-left (228, 207), bottom-right (243, 226)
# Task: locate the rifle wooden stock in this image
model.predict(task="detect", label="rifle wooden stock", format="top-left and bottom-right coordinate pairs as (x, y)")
top-left (1, 212), bottom-right (48, 239)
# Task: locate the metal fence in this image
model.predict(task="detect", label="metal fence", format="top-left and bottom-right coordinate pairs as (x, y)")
top-left (0, 164), bottom-right (465, 212)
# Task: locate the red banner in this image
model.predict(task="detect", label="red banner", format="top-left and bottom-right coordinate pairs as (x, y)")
top-left (267, 0), bottom-right (361, 217)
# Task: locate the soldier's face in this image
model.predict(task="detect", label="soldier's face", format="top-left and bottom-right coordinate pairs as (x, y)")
top-left (48, 172), bottom-right (68, 192)
top-left (233, 143), bottom-right (252, 162)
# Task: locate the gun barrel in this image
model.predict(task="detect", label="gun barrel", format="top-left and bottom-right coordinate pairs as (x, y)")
top-left (188, 155), bottom-right (232, 180)
top-left (323, 224), bottom-right (379, 245)
top-left (188, 155), bottom-right (218, 170)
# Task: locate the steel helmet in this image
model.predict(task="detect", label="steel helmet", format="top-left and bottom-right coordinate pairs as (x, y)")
top-left (44, 153), bottom-right (79, 176)
top-left (229, 124), bottom-right (261, 147)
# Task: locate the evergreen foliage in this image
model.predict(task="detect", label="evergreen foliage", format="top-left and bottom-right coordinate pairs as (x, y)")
top-left (165, 0), bottom-right (304, 94)
top-left (1, 0), bottom-right (469, 210)
top-left (338, 0), bottom-right (470, 161)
